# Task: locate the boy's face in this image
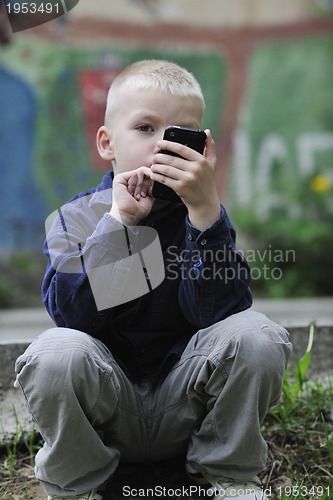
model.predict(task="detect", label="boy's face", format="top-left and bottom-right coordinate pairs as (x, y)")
top-left (99, 88), bottom-right (203, 176)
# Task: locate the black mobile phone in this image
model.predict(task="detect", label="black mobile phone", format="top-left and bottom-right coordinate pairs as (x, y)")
top-left (152, 126), bottom-right (207, 202)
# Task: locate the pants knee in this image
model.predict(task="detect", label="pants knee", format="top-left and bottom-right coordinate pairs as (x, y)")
top-left (15, 328), bottom-right (113, 416)
top-left (210, 311), bottom-right (292, 411)
top-left (246, 311), bottom-right (291, 370)
top-left (213, 310), bottom-right (292, 378)
top-left (16, 328), bottom-right (94, 379)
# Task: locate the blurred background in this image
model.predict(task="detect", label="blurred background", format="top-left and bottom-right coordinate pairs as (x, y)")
top-left (0, 0), bottom-right (332, 308)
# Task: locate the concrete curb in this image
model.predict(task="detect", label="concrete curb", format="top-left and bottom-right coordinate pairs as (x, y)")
top-left (2, 298), bottom-right (332, 383)
top-left (1, 299), bottom-right (332, 441)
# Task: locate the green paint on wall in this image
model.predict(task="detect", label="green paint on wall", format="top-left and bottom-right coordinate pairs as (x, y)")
top-left (0, 36), bottom-right (226, 211)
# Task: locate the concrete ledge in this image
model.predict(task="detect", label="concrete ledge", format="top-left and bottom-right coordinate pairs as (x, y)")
top-left (2, 325), bottom-right (331, 390)
top-left (284, 325), bottom-right (333, 377)
top-left (1, 299), bottom-right (333, 389)
top-left (0, 307), bottom-right (54, 344)
top-left (1, 299), bottom-right (332, 441)
top-left (1, 299), bottom-right (332, 385)
top-left (252, 297), bottom-right (333, 329)
top-left (252, 297), bottom-right (333, 378)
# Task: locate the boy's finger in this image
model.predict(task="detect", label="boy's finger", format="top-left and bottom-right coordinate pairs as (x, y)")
top-left (155, 140), bottom-right (191, 161)
top-left (127, 173), bottom-right (138, 196)
top-left (134, 173), bottom-right (153, 200)
top-left (204, 129), bottom-right (217, 163)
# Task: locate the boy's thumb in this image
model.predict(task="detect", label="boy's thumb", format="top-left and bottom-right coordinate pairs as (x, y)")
top-left (204, 129), bottom-right (217, 162)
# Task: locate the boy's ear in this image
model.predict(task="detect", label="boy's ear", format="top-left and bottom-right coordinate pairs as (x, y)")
top-left (96, 126), bottom-right (114, 161)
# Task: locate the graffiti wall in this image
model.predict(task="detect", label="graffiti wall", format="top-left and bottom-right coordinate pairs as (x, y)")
top-left (0, 27), bottom-right (332, 262)
top-left (0, 36), bottom-right (226, 250)
top-left (228, 33), bottom-right (333, 296)
top-left (231, 35), bottom-right (333, 219)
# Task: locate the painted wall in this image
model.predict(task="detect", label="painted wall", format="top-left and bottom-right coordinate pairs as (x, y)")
top-left (0, 11), bottom-right (332, 300)
top-left (0, 36), bottom-right (225, 250)
top-left (231, 35), bottom-right (333, 219)
top-left (0, 18), bottom-right (332, 254)
top-left (72, 0), bottom-right (319, 27)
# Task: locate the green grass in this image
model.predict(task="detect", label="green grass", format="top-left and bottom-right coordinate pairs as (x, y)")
top-left (0, 407), bottom-right (42, 499)
top-left (1, 323), bottom-right (332, 499)
top-left (261, 377), bottom-right (333, 499)
top-left (260, 322), bottom-right (333, 499)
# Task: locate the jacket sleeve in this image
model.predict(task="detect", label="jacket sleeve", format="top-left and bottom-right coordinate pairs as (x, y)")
top-left (178, 206), bottom-right (252, 328)
top-left (42, 198), bottom-right (164, 332)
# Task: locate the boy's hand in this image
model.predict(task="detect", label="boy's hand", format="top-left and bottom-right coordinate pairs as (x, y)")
top-left (110, 166), bottom-right (154, 226)
top-left (151, 129), bottom-right (221, 230)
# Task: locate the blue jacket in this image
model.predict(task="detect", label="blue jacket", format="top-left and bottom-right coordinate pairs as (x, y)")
top-left (42, 171), bottom-right (252, 381)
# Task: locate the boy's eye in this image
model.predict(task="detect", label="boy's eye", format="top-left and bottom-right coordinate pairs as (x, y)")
top-left (137, 124), bottom-right (154, 133)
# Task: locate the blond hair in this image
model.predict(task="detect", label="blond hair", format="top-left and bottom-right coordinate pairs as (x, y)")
top-left (105, 59), bottom-right (205, 124)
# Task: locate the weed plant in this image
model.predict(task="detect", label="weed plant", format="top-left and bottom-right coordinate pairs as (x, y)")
top-left (0, 408), bottom-right (42, 499)
top-left (261, 322), bottom-right (333, 499)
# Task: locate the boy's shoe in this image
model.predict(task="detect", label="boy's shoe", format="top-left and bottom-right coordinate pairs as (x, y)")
top-left (47, 490), bottom-right (103, 500)
top-left (206, 475), bottom-right (267, 499)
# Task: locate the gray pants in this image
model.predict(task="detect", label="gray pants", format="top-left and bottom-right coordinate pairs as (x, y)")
top-left (14, 310), bottom-right (291, 497)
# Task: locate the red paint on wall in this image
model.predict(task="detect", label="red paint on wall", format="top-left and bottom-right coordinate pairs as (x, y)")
top-left (79, 67), bottom-right (123, 169)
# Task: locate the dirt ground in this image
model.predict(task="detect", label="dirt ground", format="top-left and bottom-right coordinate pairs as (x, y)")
top-left (1, 454), bottom-right (293, 500)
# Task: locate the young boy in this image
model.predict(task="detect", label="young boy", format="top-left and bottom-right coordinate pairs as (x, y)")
top-left (15, 60), bottom-right (291, 500)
